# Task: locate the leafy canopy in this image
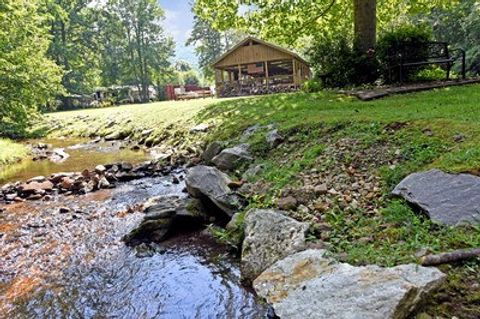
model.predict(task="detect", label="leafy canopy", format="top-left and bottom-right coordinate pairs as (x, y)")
top-left (0, 0), bottom-right (63, 137)
top-left (194, 0), bottom-right (458, 47)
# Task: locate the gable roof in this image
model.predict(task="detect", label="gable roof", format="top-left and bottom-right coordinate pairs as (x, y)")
top-left (212, 36), bottom-right (309, 67)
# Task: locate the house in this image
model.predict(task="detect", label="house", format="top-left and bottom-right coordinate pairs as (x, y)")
top-left (212, 37), bottom-right (311, 97)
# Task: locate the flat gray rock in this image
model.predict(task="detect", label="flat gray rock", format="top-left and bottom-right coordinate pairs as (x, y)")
top-left (254, 249), bottom-right (446, 319)
top-left (392, 169), bottom-right (480, 225)
top-left (212, 144), bottom-right (253, 171)
top-left (185, 165), bottom-right (242, 216)
top-left (241, 209), bottom-right (309, 281)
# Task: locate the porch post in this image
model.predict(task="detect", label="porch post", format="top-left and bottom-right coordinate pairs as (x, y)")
top-left (265, 61), bottom-right (269, 90)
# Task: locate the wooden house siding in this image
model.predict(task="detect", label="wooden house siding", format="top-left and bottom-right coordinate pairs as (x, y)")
top-left (214, 44), bottom-right (293, 68)
top-left (213, 37), bottom-right (311, 97)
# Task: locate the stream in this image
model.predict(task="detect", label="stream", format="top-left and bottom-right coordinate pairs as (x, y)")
top-left (0, 140), bottom-right (267, 318)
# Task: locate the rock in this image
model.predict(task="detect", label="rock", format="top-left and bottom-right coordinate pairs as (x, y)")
top-left (19, 181), bottom-right (54, 195)
top-left (60, 177), bottom-right (75, 190)
top-left (185, 165), bottom-right (242, 217)
top-left (190, 123), bottom-right (209, 133)
top-left (115, 171), bottom-right (144, 181)
top-left (105, 131), bottom-right (123, 141)
top-left (59, 207), bottom-right (71, 214)
top-left (266, 129), bottom-right (284, 147)
top-left (95, 165), bottom-right (107, 174)
top-left (276, 196), bottom-right (298, 210)
top-left (121, 162), bottom-right (133, 171)
top-left (392, 169), bottom-right (480, 225)
top-left (27, 176), bottom-right (47, 183)
top-left (243, 164), bottom-right (264, 179)
top-left (314, 183), bottom-right (328, 195)
top-left (5, 193), bottom-right (17, 201)
top-left (225, 212), bottom-right (243, 231)
top-left (240, 124), bottom-right (261, 142)
top-left (202, 141), bottom-right (224, 163)
top-left (253, 249), bottom-right (446, 319)
top-left (49, 148), bottom-right (69, 163)
top-left (453, 134), bottom-right (465, 143)
top-left (141, 129), bottom-right (154, 137)
top-left (241, 209), bottom-right (309, 281)
top-left (212, 144), bottom-right (253, 171)
top-left (98, 177), bottom-right (111, 189)
top-left (124, 196), bottom-right (205, 244)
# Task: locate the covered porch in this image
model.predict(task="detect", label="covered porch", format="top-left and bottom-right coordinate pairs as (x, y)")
top-left (215, 59), bottom-right (310, 97)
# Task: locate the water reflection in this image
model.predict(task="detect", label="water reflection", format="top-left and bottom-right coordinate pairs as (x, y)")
top-left (0, 139), bottom-right (151, 184)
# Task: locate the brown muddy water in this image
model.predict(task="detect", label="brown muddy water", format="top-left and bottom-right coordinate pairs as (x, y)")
top-left (0, 138), bottom-right (151, 185)
top-left (0, 148), bottom-right (267, 318)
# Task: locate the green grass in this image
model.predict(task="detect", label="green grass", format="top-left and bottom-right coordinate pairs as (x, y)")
top-left (0, 139), bottom-right (29, 166)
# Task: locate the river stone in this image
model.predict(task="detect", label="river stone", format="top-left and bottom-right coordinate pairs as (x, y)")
top-left (124, 196), bottom-right (204, 244)
top-left (202, 141), bottom-right (224, 164)
top-left (392, 169), bottom-right (480, 225)
top-left (19, 181), bottom-right (54, 194)
top-left (212, 144), bottom-right (253, 171)
top-left (241, 209), bottom-right (309, 281)
top-left (254, 249), bottom-right (446, 319)
top-left (185, 165), bottom-right (242, 217)
top-left (266, 129), bottom-right (284, 148)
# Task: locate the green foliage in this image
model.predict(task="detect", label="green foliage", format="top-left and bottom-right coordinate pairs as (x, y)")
top-left (412, 66), bottom-right (448, 82)
top-left (376, 24), bottom-right (433, 82)
top-left (0, 139), bottom-right (29, 166)
top-left (102, 0), bottom-right (175, 102)
top-left (0, 0), bottom-right (63, 137)
top-left (307, 36), bottom-right (379, 87)
top-left (186, 12), bottom-right (243, 81)
top-left (302, 79), bottom-right (323, 93)
top-left (427, 0), bottom-right (480, 75)
top-left (44, 0), bottom-right (103, 94)
top-left (194, 0), bottom-right (456, 48)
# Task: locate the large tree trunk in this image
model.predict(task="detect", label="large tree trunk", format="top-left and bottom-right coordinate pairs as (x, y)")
top-left (353, 0), bottom-right (377, 52)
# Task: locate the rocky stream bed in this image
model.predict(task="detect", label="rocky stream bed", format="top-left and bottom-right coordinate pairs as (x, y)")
top-left (1, 129), bottom-right (479, 319)
top-left (0, 140), bottom-right (268, 318)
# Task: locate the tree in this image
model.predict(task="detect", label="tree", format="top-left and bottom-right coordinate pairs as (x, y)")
top-left (194, 0), bottom-right (457, 51)
top-left (426, 0), bottom-right (480, 75)
top-left (43, 0), bottom-right (102, 95)
top-left (0, 0), bottom-right (63, 137)
top-left (105, 0), bottom-right (175, 102)
top-left (186, 13), bottom-right (243, 81)
top-left (353, 0), bottom-right (376, 51)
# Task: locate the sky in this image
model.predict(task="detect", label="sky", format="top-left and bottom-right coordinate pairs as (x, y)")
top-left (158, 0), bottom-right (197, 67)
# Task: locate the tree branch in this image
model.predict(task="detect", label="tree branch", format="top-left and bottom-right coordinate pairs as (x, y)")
top-left (420, 248), bottom-right (480, 266)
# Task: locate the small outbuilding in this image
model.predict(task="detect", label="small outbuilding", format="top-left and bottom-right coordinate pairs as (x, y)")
top-left (213, 37), bottom-right (311, 97)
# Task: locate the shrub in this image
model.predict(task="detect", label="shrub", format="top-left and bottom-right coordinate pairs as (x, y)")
top-left (376, 24), bottom-right (433, 83)
top-left (302, 79), bottom-right (322, 93)
top-left (307, 36), bottom-right (379, 88)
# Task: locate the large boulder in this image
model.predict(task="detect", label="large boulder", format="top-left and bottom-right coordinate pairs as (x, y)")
top-left (185, 165), bottom-right (242, 217)
top-left (212, 144), bottom-right (253, 171)
top-left (254, 249), bottom-right (446, 319)
top-left (123, 196), bottom-right (205, 244)
top-left (241, 209), bottom-right (309, 281)
top-left (392, 169), bottom-right (480, 225)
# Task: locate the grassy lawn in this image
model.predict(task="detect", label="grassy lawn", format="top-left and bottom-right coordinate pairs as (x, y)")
top-left (0, 139), bottom-right (29, 166)
top-left (42, 85), bottom-right (480, 317)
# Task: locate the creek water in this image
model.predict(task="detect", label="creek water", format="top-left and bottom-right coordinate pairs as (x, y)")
top-left (0, 143), bottom-right (267, 318)
top-left (0, 139), bottom-right (151, 185)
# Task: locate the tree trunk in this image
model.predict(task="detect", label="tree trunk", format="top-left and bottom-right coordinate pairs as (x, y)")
top-left (353, 0), bottom-right (376, 52)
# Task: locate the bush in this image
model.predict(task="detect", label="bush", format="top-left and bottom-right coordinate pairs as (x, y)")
top-left (307, 36), bottom-right (379, 88)
top-left (376, 24), bottom-right (433, 83)
top-left (302, 79), bottom-right (322, 93)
